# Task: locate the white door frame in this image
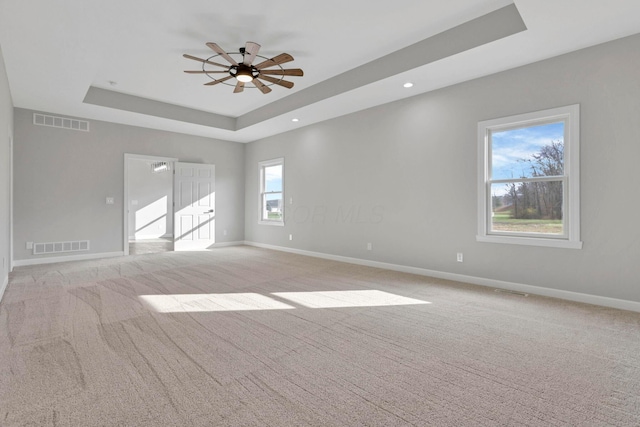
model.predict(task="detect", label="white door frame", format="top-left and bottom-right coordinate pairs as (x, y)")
top-left (123, 153), bottom-right (178, 256)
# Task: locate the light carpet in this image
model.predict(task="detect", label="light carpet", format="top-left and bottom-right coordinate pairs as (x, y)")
top-left (1, 246), bottom-right (639, 426)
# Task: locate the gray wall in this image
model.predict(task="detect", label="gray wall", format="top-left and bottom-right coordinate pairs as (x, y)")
top-left (0, 45), bottom-right (14, 292)
top-left (245, 33), bottom-right (640, 303)
top-left (127, 158), bottom-right (173, 240)
top-left (13, 109), bottom-right (245, 262)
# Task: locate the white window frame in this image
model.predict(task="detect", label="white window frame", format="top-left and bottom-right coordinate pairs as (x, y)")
top-left (259, 157), bottom-right (285, 226)
top-left (477, 104), bottom-right (582, 249)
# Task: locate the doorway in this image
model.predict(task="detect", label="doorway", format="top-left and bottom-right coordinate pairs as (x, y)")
top-left (124, 154), bottom-right (177, 256)
top-left (123, 155), bottom-right (217, 255)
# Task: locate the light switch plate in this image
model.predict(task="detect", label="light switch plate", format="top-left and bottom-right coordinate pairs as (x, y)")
top-left (106, 197), bottom-right (114, 205)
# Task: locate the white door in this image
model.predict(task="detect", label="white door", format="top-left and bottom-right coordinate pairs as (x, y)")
top-left (173, 162), bottom-right (216, 251)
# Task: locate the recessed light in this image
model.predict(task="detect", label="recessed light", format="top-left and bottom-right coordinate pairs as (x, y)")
top-left (403, 82), bottom-right (414, 88)
top-left (292, 118), bottom-right (299, 122)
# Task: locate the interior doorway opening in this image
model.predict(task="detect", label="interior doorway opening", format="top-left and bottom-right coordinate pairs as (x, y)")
top-left (129, 237), bottom-right (173, 255)
top-left (124, 154), bottom-right (177, 256)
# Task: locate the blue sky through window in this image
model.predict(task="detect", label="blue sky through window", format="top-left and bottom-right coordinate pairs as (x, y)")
top-left (264, 165), bottom-right (282, 192)
top-left (491, 121), bottom-right (564, 181)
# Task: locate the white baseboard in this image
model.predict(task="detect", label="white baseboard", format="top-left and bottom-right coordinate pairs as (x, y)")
top-left (213, 241), bottom-right (245, 248)
top-left (0, 274), bottom-right (7, 303)
top-left (243, 241), bottom-right (640, 313)
top-left (13, 251), bottom-right (125, 267)
top-left (132, 234), bottom-right (173, 241)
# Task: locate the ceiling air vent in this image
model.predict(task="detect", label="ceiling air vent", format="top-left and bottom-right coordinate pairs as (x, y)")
top-left (33, 113), bottom-right (90, 132)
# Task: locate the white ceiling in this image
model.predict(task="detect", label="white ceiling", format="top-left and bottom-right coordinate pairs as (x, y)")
top-left (1, 0), bottom-right (640, 143)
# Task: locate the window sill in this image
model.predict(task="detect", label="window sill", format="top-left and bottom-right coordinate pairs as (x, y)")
top-left (259, 220), bottom-right (284, 227)
top-left (476, 235), bottom-right (583, 249)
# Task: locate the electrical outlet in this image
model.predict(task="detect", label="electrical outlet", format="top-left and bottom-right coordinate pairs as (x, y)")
top-left (457, 252), bottom-right (464, 262)
top-left (367, 242), bottom-right (372, 250)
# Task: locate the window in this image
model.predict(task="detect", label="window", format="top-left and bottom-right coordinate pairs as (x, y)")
top-left (259, 158), bottom-right (284, 225)
top-left (477, 105), bottom-right (582, 249)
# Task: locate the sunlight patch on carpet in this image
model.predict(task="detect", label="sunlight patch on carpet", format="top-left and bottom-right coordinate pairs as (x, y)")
top-left (272, 290), bottom-right (431, 308)
top-left (139, 293), bottom-right (295, 312)
top-left (140, 290), bottom-right (431, 313)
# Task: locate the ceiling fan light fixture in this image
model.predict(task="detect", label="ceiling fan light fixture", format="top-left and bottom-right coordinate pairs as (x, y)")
top-left (233, 63), bottom-right (254, 82)
top-left (236, 72), bottom-right (253, 83)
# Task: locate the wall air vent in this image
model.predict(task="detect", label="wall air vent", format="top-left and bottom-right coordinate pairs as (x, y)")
top-left (33, 113), bottom-right (90, 132)
top-left (151, 161), bottom-right (170, 173)
top-left (33, 240), bottom-right (90, 255)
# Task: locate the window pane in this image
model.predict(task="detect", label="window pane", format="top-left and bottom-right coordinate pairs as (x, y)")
top-left (264, 165), bottom-right (282, 192)
top-left (490, 181), bottom-right (563, 235)
top-left (265, 193), bottom-right (283, 220)
top-left (491, 122), bottom-right (564, 180)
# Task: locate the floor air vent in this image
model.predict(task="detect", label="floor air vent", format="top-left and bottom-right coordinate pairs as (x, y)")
top-left (33, 240), bottom-right (90, 255)
top-left (33, 113), bottom-right (90, 132)
top-left (494, 288), bottom-right (528, 297)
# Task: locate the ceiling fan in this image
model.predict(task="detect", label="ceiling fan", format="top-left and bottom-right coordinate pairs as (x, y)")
top-left (183, 41), bottom-right (303, 94)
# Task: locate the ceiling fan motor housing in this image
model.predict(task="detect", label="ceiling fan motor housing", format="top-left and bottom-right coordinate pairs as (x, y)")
top-left (230, 63), bottom-right (259, 82)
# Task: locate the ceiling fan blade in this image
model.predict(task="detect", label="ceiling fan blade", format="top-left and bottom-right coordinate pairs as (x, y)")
top-left (204, 75), bottom-right (234, 86)
top-left (243, 42), bottom-right (261, 66)
top-left (260, 68), bottom-right (304, 77)
top-left (183, 54), bottom-right (229, 69)
top-left (254, 53), bottom-right (294, 70)
top-left (252, 78), bottom-right (272, 94)
top-left (184, 70), bottom-right (228, 74)
top-left (206, 42), bottom-right (238, 66)
top-left (233, 81), bottom-right (245, 93)
top-left (258, 74), bottom-right (294, 89)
